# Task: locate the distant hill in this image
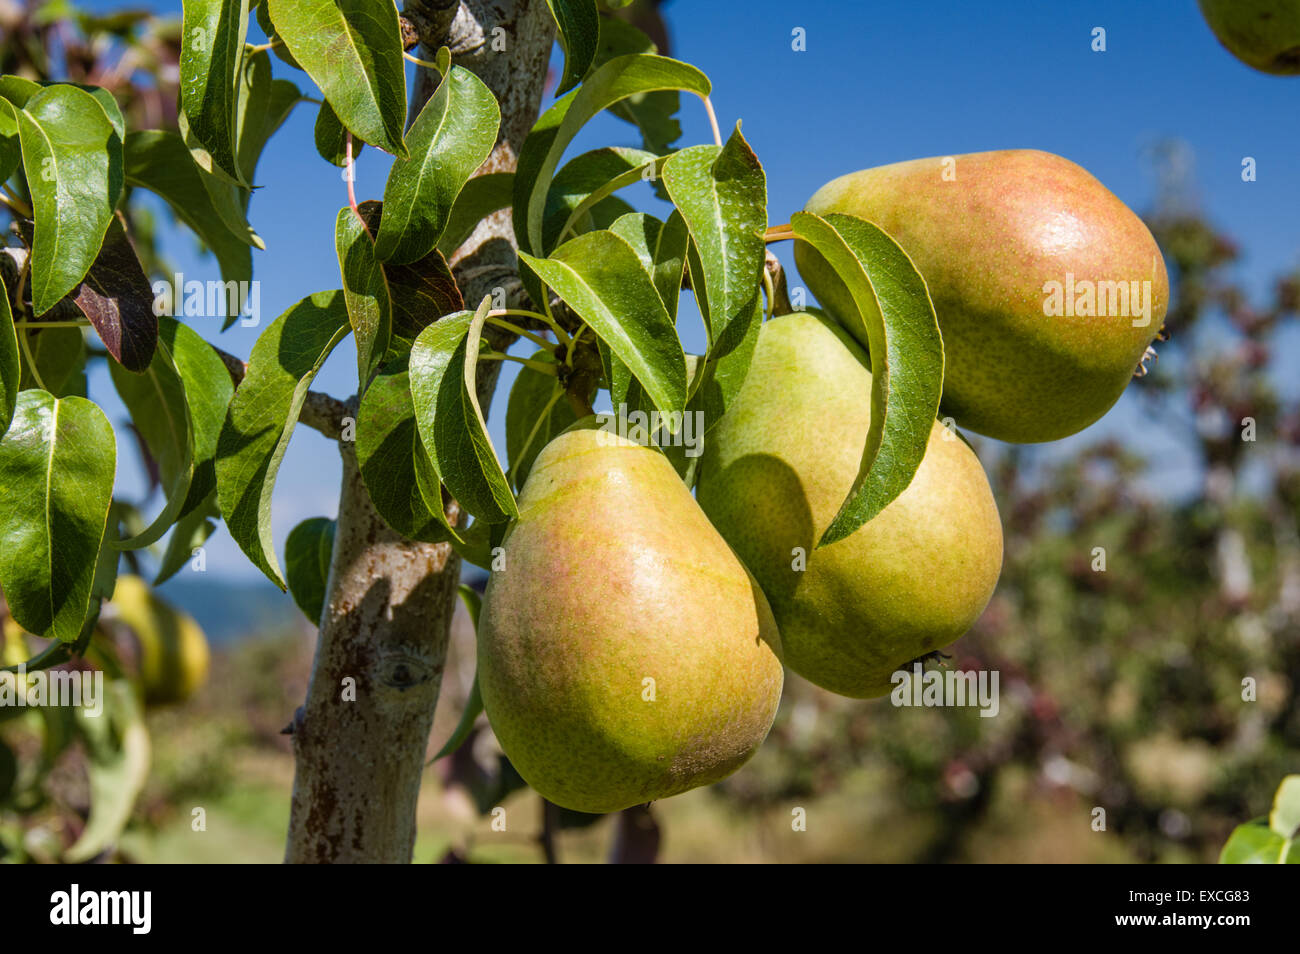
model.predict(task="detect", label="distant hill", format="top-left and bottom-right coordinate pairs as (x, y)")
top-left (154, 577), bottom-right (304, 647)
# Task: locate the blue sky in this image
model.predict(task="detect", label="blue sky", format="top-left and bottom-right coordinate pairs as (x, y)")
top-left (73, 0), bottom-right (1300, 585)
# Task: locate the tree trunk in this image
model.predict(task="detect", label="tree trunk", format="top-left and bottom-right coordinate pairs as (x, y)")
top-left (284, 0), bottom-right (554, 864)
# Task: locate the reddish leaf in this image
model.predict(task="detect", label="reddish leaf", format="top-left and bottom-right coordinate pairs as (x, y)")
top-left (71, 214), bottom-right (158, 372)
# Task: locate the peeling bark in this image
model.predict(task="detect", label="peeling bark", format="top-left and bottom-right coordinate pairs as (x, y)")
top-left (284, 0), bottom-right (553, 864)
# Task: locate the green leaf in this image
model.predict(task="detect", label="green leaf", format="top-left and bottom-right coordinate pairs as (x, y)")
top-left (512, 53), bottom-right (710, 257)
top-left (70, 214), bottom-right (159, 372)
top-left (0, 273), bottom-right (18, 438)
top-left (154, 491), bottom-right (220, 585)
top-left (430, 584), bottom-right (484, 761)
top-left (0, 390), bottom-right (116, 642)
top-left (178, 107), bottom-right (264, 250)
top-left (593, 18), bottom-right (684, 158)
top-left (179, 0), bottom-right (250, 185)
top-left (18, 326), bottom-right (86, 397)
top-left (548, 0), bottom-right (601, 95)
top-left (255, 0), bottom-right (302, 70)
top-left (543, 145), bottom-right (657, 252)
top-left (608, 210), bottom-right (688, 320)
top-left (520, 230), bottom-right (685, 420)
top-left (356, 354), bottom-right (456, 543)
top-left (1219, 818), bottom-right (1288, 864)
top-left (215, 291), bottom-right (350, 588)
top-left (267, 0), bottom-right (408, 158)
top-left (661, 124), bottom-right (765, 356)
top-left (313, 98), bottom-right (362, 166)
top-left (1270, 775), bottom-right (1300, 839)
top-left (409, 301), bottom-right (518, 525)
top-left (165, 319), bottom-right (237, 517)
top-left (235, 48), bottom-right (304, 185)
top-left (790, 211), bottom-right (945, 548)
top-left (3, 85), bottom-right (122, 315)
top-left (373, 66), bottom-right (499, 265)
top-left (109, 338), bottom-right (194, 550)
top-left (65, 679), bottom-right (149, 863)
top-left (336, 205), bottom-right (392, 387)
top-left (123, 130), bottom-right (252, 298)
top-left (436, 172), bottom-right (514, 257)
top-left (285, 516), bottom-right (334, 624)
top-left (505, 351), bottom-right (577, 490)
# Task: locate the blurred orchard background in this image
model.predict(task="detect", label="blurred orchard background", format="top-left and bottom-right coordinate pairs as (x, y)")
top-left (1, 0), bottom-right (1298, 862)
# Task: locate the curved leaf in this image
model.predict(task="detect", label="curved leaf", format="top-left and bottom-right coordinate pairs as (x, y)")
top-left (336, 205), bottom-right (392, 387)
top-left (179, 0), bottom-right (250, 185)
top-left (235, 48), bottom-right (304, 185)
top-left (505, 351), bottom-right (576, 491)
top-left (0, 390), bottom-right (116, 642)
top-left (313, 98), bottom-right (362, 166)
top-left (266, 0), bottom-right (408, 158)
top-left (285, 516), bottom-right (335, 624)
top-left (0, 272), bottom-right (18, 438)
top-left (215, 291), bottom-right (350, 588)
top-left (544, 145), bottom-right (658, 252)
top-left (5, 85), bottom-right (122, 316)
top-left (109, 337), bottom-right (194, 550)
top-left (548, 0), bottom-right (600, 95)
top-left (1270, 775), bottom-right (1300, 839)
top-left (70, 215), bottom-right (159, 372)
top-left (409, 301), bottom-right (517, 525)
top-left (356, 354), bottom-right (456, 543)
top-left (166, 319), bottom-right (237, 516)
top-left (1219, 818), bottom-right (1287, 864)
top-left (519, 230), bottom-right (686, 419)
top-left (373, 65), bottom-right (499, 265)
top-left (661, 124), bottom-right (765, 355)
top-left (512, 53), bottom-right (710, 257)
top-left (123, 130), bottom-right (252, 297)
top-left (154, 491), bottom-right (220, 585)
top-left (65, 679), bottom-right (149, 863)
top-left (790, 211), bottom-right (945, 547)
top-left (608, 210), bottom-right (687, 320)
top-left (436, 171), bottom-right (514, 257)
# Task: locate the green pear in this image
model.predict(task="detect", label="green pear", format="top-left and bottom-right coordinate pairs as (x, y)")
top-left (1199, 0), bottom-right (1300, 75)
top-left (696, 312), bottom-right (1003, 699)
top-left (794, 150), bottom-right (1169, 443)
top-left (478, 424), bottom-right (784, 814)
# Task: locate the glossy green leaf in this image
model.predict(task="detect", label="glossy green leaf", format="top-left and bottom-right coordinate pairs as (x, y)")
top-left (548, 0), bottom-right (600, 95)
top-left (4, 85), bottom-right (122, 316)
top-left (356, 354), bottom-right (456, 543)
top-left (255, 0), bottom-right (302, 70)
top-left (543, 145), bottom-right (656, 252)
top-left (520, 230), bottom-right (685, 420)
top-left (154, 492), bottom-right (220, 585)
top-left (608, 210), bottom-right (687, 320)
top-left (179, 0), bottom-right (250, 185)
top-left (285, 516), bottom-right (334, 624)
top-left (505, 351), bottom-right (577, 490)
top-left (409, 302), bottom-right (517, 525)
top-left (593, 18), bottom-right (683, 158)
top-left (215, 291), bottom-right (350, 588)
top-left (513, 53), bottom-right (710, 256)
top-left (336, 206), bottom-right (392, 387)
top-left (0, 390), bottom-right (116, 642)
top-left (661, 124), bottom-right (765, 356)
top-left (791, 211), bottom-right (945, 547)
top-left (70, 215), bottom-right (159, 372)
top-left (235, 48), bottom-right (304, 185)
top-left (0, 273), bottom-right (18, 438)
top-left (123, 130), bottom-right (252, 297)
top-left (267, 0), bottom-right (408, 158)
top-left (1219, 818), bottom-right (1287, 864)
top-left (436, 172), bottom-right (514, 257)
top-left (65, 679), bottom-right (149, 863)
top-left (166, 319), bottom-right (237, 517)
top-left (1270, 775), bottom-right (1300, 838)
top-left (109, 338), bottom-right (194, 550)
top-left (313, 98), bottom-right (362, 166)
top-left (18, 326), bottom-right (86, 397)
top-left (373, 66), bottom-right (499, 265)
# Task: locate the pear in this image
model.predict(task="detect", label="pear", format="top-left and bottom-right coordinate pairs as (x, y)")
top-left (1199, 0), bottom-right (1300, 74)
top-left (794, 150), bottom-right (1169, 443)
top-left (477, 424), bottom-right (784, 814)
top-left (696, 312), bottom-right (1003, 699)
top-left (108, 575), bottom-right (210, 704)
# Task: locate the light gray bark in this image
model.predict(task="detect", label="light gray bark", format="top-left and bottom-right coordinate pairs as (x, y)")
top-left (284, 0), bottom-right (553, 864)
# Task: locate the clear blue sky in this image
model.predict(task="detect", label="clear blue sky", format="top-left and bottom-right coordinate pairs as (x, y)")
top-left (76, 0), bottom-right (1300, 584)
